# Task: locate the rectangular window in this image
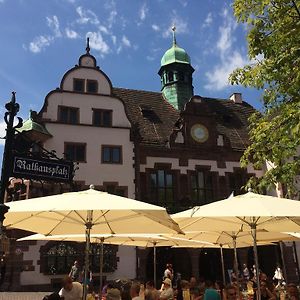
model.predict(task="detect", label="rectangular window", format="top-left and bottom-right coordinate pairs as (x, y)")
top-left (191, 171), bottom-right (213, 205)
top-left (101, 146), bottom-right (122, 164)
top-left (87, 80), bottom-right (98, 93)
top-left (58, 106), bottom-right (79, 124)
top-left (64, 143), bottom-right (86, 162)
top-left (93, 109), bottom-right (112, 127)
top-left (73, 79), bottom-right (85, 92)
top-left (150, 170), bottom-right (174, 205)
top-left (229, 171), bottom-right (248, 196)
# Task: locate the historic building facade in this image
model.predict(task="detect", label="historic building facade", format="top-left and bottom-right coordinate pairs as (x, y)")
top-left (3, 33), bottom-right (299, 291)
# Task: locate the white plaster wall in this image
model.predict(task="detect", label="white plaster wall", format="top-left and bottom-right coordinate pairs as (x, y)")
top-left (105, 246), bottom-right (136, 280)
top-left (140, 156), bottom-right (264, 177)
top-left (42, 92), bottom-right (131, 128)
top-left (43, 124), bottom-right (135, 198)
top-left (20, 241), bottom-right (52, 285)
top-left (62, 68), bottom-right (111, 95)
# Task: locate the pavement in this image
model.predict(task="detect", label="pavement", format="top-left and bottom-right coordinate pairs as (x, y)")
top-left (0, 292), bottom-right (50, 300)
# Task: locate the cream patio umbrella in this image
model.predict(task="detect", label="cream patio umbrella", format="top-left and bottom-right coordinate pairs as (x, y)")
top-left (4, 185), bottom-right (182, 299)
top-left (18, 233), bottom-right (212, 289)
top-left (172, 191), bottom-right (300, 300)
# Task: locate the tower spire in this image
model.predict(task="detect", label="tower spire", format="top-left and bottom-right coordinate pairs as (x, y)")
top-left (172, 25), bottom-right (177, 46)
top-left (86, 37), bottom-right (90, 54)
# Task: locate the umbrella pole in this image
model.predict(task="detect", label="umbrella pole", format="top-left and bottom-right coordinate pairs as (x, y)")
top-left (220, 244), bottom-right (226, 286)
top-left (99, 237), bottom-right (104, 295)
top-left (279, 241), bottom-right (287, 281)
top-left (232, 236), bottom-right (239, 279)
top-left (251, 224), bottom-right (261, 300)
top-left (83, 223), bottom-right (92, 299)
top-left (153, 242), bottom-right (157, 288)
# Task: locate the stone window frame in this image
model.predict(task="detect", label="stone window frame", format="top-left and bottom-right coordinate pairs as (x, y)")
top-left (101, 145), bottom-right (123, 164)
top-left (86, 79), bottom-right (98, 94)
top-left (57, 105), bottom-right (79, 124)
top-left (92, 109), bottom-right (113, 127)
top-left (188, 166), bottom-right (215, 206)
top-left (64, 142), bottom-right (87, 163)
top-left (100, 181), bottom-right (128, 197)
top-left (73, 78), bottom-right (85, 93)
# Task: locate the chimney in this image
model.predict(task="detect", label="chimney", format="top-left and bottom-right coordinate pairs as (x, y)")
top-left (230, 93), bottom-right (242, 104)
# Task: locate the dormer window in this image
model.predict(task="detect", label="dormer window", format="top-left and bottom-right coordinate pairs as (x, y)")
top-left (73, 79), bottom-right (85, 92)
top-left (87, 80), bottom-right (98, 93)
top-left (168, 72), bottom-right (174, 82)
top-left (58, 106), bottom-right (79, 124)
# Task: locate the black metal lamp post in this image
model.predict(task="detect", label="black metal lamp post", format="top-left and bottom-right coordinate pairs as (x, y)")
top-left (0, 92), bottom-right (23, 239)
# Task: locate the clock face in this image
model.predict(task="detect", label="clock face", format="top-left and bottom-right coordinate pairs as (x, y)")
top-left (191, 124), bottom-right (209, 143)
top-left (82, 56), bottom-right (94, 67)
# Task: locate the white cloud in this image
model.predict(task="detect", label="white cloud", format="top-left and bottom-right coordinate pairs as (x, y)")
top-left (152, 24), bottom-right (160, 32)
top-left (139, 3), bottom-right (148, 21)
top-left (111, 35), bottom-right (117, 45)
top-left (202, 12), bottom-right (213, 28)
top-left (122, 35), bottom-right (131, 47)
top-left (65, 28), bottom-right (79, 39)
top-left (99, 25), bottom-right (109, 35)
top-left (178, 0), bottom-right (188, 7)
top-left (105, 0), bottom-right (118, 28)
top-left (29, 35), bottom-right (53, 53)
top-left (204, 8), bottom-right (248, 91)
top-left (204, 51), bottom-right (249, 90)
top-left (76, 6), bottom-right (99, 25)
top-left (46, 15), bottom-right (62, 37)
top-left (0, 121), bottom-right (6, 145)
top-left (87, 32), bottom-right (110, 55)
top-left (163, 11), bottom-right (188, 38)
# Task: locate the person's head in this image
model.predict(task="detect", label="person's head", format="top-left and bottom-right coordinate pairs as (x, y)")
top-left (190, 276), bottom-right (197, 287)
top-left (260, 280), bottom-right (268, 291)
top-left (74, 260), bottom-right (78, 266)
top-left (243, 264), bottom-right (247, 268)
top-left (181, 280), bottom-right (190, 290)
top-left (205, 280), bottom-right (214, 288)
top-left (130, 282), bottom-right (141, 298)
top-left (259, 273), bottom-right (267, 281)
top-left (163, 278), bottom-right (172, 289)
top-left (287, 283), bottom-right (299, 298)
top-left (225, 285), bottom-right (237, 300)
top-left (62, 276), bottom-right (73, 291)
top-left (146, 280), bottom-right (155, 290)
top-left (107, 288), bottom-right (121, 300)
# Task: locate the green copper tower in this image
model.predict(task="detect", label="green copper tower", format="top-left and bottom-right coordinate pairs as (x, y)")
top-left (158, 26), bottom-right (194, 110)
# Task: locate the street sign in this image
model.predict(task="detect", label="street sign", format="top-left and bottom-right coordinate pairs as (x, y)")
top-left (12, 155), bottom-right (73, 182)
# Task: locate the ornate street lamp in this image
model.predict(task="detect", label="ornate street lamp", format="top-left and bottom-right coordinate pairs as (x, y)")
top-left (0, 92), bottom-right (23, 241)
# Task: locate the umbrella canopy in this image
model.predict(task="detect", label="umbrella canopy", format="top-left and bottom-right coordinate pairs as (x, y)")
top-left (4, 185), bottom-right (182, 298)
top-left (172, 191), bottom-right (300, 300)
top-left (172, 192), bottom-right (300, 232)
top-left (4, 186), bottom-right (182, 235)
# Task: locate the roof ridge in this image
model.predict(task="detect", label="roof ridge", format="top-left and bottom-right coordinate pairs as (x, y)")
top-left (113, 86), bottom-right (162, 95)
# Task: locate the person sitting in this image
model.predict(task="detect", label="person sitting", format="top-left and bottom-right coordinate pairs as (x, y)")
top-left (145, 280), bottom-right (160, 300)
top-left (160, 278), bottom-right (174, 300)
top-left (224, 285), bottom-right (238, 300)
top-left (190, 277), bottom-right (200, 298)
top-left (203, 281), bottom-right (220, 300)
top-left (59, 275), bottom-right (83, 300)
top-left (107, 288), bottom-right (122, 300)
top-left (253, 280), bottom-right (275, 300)
top-left (286, 283), bottom-right (300, 300)
top-left (130, 282), bottom-right (142, 300)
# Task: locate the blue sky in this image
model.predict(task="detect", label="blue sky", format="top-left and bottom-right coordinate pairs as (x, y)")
top-left (0, 0), bottom-right (263, 155)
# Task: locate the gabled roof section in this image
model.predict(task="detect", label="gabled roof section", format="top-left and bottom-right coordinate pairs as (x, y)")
top-left (113, 88), bottom-right (179, 145)
top-left (113, 87), bottom-right (255, 150)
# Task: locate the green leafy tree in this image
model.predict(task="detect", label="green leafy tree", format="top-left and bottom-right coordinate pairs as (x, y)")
top-left (230, 0), bottom-right (300, 198)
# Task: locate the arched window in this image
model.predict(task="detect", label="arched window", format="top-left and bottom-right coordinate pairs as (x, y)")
top-left (168, 72), bottom-right (174, 82)
top-left (43, 242), bottom-right (79, 275)
top-left (89, 244), bottom-right (118, 273)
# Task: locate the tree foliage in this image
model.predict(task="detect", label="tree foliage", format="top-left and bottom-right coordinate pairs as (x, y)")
top-left (230, 0), bottom-right (300, 198)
